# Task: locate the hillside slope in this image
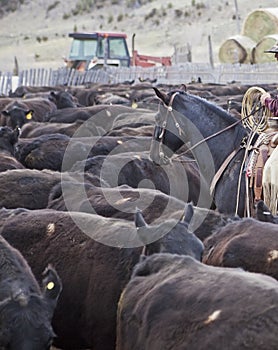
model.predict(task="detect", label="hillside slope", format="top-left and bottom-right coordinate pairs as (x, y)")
top-left (0, 0), bottom-right (275, 72)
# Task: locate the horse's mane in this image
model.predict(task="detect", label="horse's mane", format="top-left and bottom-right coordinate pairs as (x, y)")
top-left (169, 89), bottom-right (249, 145)
top-left (170, 90), bottom-right (238, 124)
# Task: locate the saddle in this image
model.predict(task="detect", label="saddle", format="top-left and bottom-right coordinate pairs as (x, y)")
top-left (247, 131), bottom-right (278, 204)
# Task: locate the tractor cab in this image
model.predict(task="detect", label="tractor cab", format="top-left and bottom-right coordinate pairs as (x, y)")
top-left (65, 31), bottom-right (131, 71)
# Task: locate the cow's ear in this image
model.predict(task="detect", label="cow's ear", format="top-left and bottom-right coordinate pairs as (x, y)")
top-left (181, 202), bottom-right (194, 227)
top-left (2, 110), bottom-right (9, 116)
top-left (25, 110), bottom-right (33, 120)
top-left (49, 91), bottom-right (57, 100)
top-left (153, 87), bottom-right (170, 105)
top-left (134, 208), bottom-right (147, 228)
top-left (42, 265), bottom-right (62, 305)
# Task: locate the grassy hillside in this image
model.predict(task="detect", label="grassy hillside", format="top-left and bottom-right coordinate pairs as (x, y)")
top-left (0, 0), bottom-right (275, 72)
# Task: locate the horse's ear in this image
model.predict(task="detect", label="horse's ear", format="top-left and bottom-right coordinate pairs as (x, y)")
top-left (179, 84), bottom-right (187, 91)
top-left (153, 87), bottom-right (171, 105)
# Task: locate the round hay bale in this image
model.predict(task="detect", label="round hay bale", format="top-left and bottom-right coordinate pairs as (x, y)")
top-left (218, 35), bottom-right (256, 64)
top-left (242, 8), bottom-right (278, 43)
top-left (252, 34), bottom-right (278, 63)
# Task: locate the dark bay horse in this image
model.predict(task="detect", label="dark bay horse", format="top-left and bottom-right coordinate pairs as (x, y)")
top-left (149, 87), bottom-right (259, 217)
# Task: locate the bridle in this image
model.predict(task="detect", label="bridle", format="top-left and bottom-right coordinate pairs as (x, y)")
top-left (153, 92), bottom-right (183, 164)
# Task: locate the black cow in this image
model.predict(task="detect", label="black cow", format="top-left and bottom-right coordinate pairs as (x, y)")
top-left (15, 133), bottom-right (91, 172)
top-left (93, 92), bottom-right (130, 105)
top-left (0, 205), bottom-right (202, 350)
top-left (187, 205), bottom-right (236, 242)
top-left (116, 253), bottom-right (278, 350)
top-left (1, 98), bottom-right (57, 129)
top-left (0, 126), bottom-right (19, 155)
top-left (135, 204), bottom-right (204, 259)
top-left (19, 120), bottom-right (99, 138)
top-left (0, 168), bottom-right (87, 209)
top-left (66, 86), bottom-right (96, 106)
top-left (87, 136), bottom-right (152, 156)
top-left (110, 109), bottom-right (155, 130)
top-left (16, 134), bottom-right (151, 171)
top-left (105, 124), bottom-right (154, 137)
top-left (0, 234), bottom-right (62, 349)
top-left (44, 106), bottom-right (94, 124)
top-left (202, 217), bottom-right (278, 280)
top-left (0, 126), bottom-right (25, 172)
top-left (67, 82), bottom-right (155, 107)
top-left (44, 105), bottom-right (151, 131)
top-left (9, 85), bottom-right (65, 98)
top-left (48, 90), bottom-right (78, 109)
top-left (67, 83), bottom-right (132, 106)
top-left (70, 152), bottom-right (212, 206)
top-left (47, 180), bottom-right (189, 223)
top-left (47, 179), bottom-right (232, 241)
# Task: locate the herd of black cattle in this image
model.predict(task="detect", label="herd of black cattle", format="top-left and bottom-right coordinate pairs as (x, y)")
top-left (0, 79), bottom-right (277, 349)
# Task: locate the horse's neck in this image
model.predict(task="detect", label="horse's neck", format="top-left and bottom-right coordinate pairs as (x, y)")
top-left (182, 110), bottom-right (246, 180)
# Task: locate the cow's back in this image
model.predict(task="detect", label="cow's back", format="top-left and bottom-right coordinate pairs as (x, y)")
top-left (117, 253), bottom-right (278, 350)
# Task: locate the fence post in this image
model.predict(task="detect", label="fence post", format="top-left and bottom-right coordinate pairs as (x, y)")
top-left (208, 35), bottom-right (214, 69)
top-left (13, 56), bottom-right (19, 76)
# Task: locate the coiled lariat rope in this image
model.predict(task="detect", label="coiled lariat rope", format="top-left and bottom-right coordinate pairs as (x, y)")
top-left (241, 86), bottom-right (273, 133)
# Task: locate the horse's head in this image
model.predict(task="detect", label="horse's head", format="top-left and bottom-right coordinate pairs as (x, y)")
top-left (150, 87), bottom-right (189, 165)
top-left (150, 86), bottom-right (249, 168)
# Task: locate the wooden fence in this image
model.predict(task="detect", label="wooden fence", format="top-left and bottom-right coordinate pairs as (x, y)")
top-left (1, 63), bottom-right (278, 96)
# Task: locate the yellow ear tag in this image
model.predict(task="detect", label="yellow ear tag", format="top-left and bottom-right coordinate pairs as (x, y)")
top-left (26, 112), bottom-right (32, 120)
top-left (47, 282), bottom-right (55, 290)
top-left (132, 102), bottom-right (138, 109)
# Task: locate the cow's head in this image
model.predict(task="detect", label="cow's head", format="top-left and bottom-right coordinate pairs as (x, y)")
top-left (49, 91), bottom-right (77, 109)
top-left (135, 203), bottom-right (204, 260)
top-left (2, 106), bottom-right (33, 129)
top-left (0, 265), bottom-right (62, 350)
top-left (0, 126), bottom-right (20, 155)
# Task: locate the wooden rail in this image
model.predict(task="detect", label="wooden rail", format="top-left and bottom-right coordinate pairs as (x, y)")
top-left (1, 63), bottom-right (278, 96)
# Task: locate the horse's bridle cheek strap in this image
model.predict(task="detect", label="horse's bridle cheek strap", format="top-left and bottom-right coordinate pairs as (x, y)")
top-left (153, 92), bottom-right (182, 162)
top-left (159, 91), bottom-right (183, 138)
top-left (154, 125), bottom-right (163, 140)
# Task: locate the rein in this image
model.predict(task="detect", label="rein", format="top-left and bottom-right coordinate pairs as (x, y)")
top-left (173, 112), bottom-right (260, 159)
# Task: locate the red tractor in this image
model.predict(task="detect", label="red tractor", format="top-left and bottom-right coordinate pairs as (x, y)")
top-left (64, 32), bottom-right (172, 71)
